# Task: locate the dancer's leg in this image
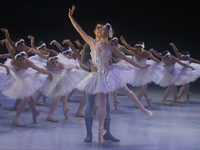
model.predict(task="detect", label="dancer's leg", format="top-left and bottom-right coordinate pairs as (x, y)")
top-left (185, 84), bottom-right (191, 101)
top-left (161, 85), bottom-right (172, 105)
top-left (61, 94), bottom-right (70, 119)
top-left (112, 90), bottom-right (120, 110)
top-left (120, 84), bottom-right (153, 117)
top-left (76, 94), bottom-right (86, 117)
top-left (13, 98), bottom-right (29, 126)
top-left (98, 92), bottom-right (107, 144)
top-left (67, 89), bottom-right (76, 101)
top-left (103, 93), bottom-right (120, 142)
top-left (13, 99), bottom-right (22, 110)
top-left (174, 85), bottom-right (185, 103)
top-left (35, 92), bottom-right (45, 106)
top-left (28, 96), bottom-right (40, 123)
top-left (84, 93), bottom-right (96, 142)
top-left (93, 101), bottom-right (99, 114)
top-left (143, 90), bottom-right (152, 106)
top-left (46, 92), bottom-right (61, 122)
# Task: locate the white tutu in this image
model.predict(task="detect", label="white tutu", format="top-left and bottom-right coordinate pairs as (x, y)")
top-left (0, 67), bottom-right (9, 91)
top-left (39, 67), bottom-right (88, 98)
top-left (175, 61), bottom-right (199, 85)
top-left (28, 55), bottom-right (47, 69)
top-left (1, 65), bottom-right (48, 99)
top-left (127, 57), bottom-right (163, 87)
top-left (77, 49), bottom-right (132, 95)
top-left (155, 63), bottom-right (181, 87)
top-left (57, 53), bottom-right (79, 67)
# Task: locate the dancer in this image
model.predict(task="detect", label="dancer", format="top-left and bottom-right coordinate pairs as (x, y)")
top-left (120, 36), bottom-right (161, 106)
top-left (170, 42), bottom-right (200, 102)
top-left (68, 5), bottom-right (152, 143)
top-left (150, 49), bottom-right (194, 105)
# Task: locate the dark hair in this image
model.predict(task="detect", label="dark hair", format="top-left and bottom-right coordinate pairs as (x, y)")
top-left (63, 46), bottom-right (72, 55)
top-left (36, 41), bottom-right (45, 47)
top-left (181, 51), bottom-right (190, 55)
top-left (94, 21), bottom-right (105, 30)
top-left (162, 50), bottom-right (170, 57)
top-left (14, 50), bottom-right (26, 59)
top-left (15, 38), bottom-right (25, 47)
top-left (49, 52), bottom-right (58, 58)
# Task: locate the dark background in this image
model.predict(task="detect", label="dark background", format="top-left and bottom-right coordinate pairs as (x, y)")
top-left (1, 0), bottom-right (200, 86)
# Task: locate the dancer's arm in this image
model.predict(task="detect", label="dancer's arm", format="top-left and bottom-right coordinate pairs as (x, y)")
top-left (149, 48), bottom-right (162, 58)
top-left (120, 36), bottom-right (136, 52)
top-left (118, 44), bottom-right (133, 55)
top-left (27, 35), bottom-right (36, 49)
top-left (68, 5), bottom-right (96, 50)
top-left (46, 48), bottom-right (58, 54)
top-left (169, 42), bottom-right (181, 59)
top-left (0, 63), bottom-right (10, 76)
top-left (29, 48), bottom-right (49, 60)
top-left (190, 58), bottom-right (200, 64)
top-left (49, 40), bottom-right (64, 51)
top-left (0, 28), bottom-right (15, 47)
top-left (148, 52), bottom-right (161, 63)
top-left (63, 63), bottom-right (79, 70)
top-left (173, 56), bottom-right (194, 70)
top-left (27, 60), bottom-right (53, 81)
top-left (62, 39), bottom-right (82, 60)
top-left (112, 47), bottom-right (150, 69)
top-left (0, 53), bottom-right (10, 58)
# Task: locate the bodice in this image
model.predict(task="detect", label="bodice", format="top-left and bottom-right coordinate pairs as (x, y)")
top-left (133, 57), bottom-right (147, 65)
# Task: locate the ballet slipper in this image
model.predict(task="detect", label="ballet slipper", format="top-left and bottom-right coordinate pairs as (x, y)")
top-left (12, 120), bottom-right (25, 127)
top-left (161, 101), bottom-right (171, 105)
top-left (32, 110), bottom-right (40, 123)
top-left (146, 98), bottom-right (152, 106)
top-left (139, 108), bottom-right (153, 117)
top-left (114, 99), bottom-right (120, 110)
top-left (46, 116), bottom-right (59, 122)
top-left (63, 107), bottom-right (70, 119)
top-left (75, 111), bottom-right (85, 117)
top-left (36, 102), bottom-right (45, 106)
top-left (133, 104), bottom-right (138, 108)
top-left (176, 97), bottom-right (185, 103)
top-left (93, 105), bottom-right (99, 114)
top-left (98, 128), bottom-right (106, 144)
top-left (68, 98), bottom-right (75, 102)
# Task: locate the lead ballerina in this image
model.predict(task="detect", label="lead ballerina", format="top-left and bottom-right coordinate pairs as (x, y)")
top-left (68, 5), bottom-right (153, 144)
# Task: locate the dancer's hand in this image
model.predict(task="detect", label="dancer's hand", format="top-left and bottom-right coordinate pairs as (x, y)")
top-left (62, 39), bottom-right (71, 45)
top-left (120, 36), bottom-right (126, 44)
top-left (6, 66), bottom-right (10, 76)
top-left (28, 48), bottom-right (37, 54)
top-left (0, 28), bottom-right (8, 33)
top-left (49, 40), bottom-right (56, 45)
top-left (90, 64), bottom-right (97, 72)
top-left (0, 39), bottom-right (7, 46)
top-left (69, 5), bottom-right (75, 18)
top-left (169, 42), bottom-right (174, 46)
top-left (48, 73), bottom-right (53, 81)
top-left (75, 65), bottom-right (80, 70)
top-left (141, 64), bottom-right (150, 69)
top-left (149, 48), bottom-right (155, 53)
top-left (75, 39), bottom-right (81, 47)
top-left (191, 66), bottom-right (195, 70)
top-left (27, 35), bottom-right (34, 39)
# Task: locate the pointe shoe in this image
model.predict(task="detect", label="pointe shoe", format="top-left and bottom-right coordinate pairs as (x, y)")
top-left (146, 98), bottom-right (152, 106)
top-left (68, 98), bottom-right (75, 102)
top-left (93, 105), bottom-right (99, 114)
top-left (176, 98), bottom-right (185, 103)
top-left (12, 120), bottom-right (25, 127)
top-left (161, 101), bottom-right (171, 105)
top-left (36, 102), bottom-right (45, 106)
top-left (63, 107), bottom-right (70, 119)
top-left (140, 108), bottom-right (153, 117)
top-left (32, 110), bottom-right (40, 123)
top-left (114, 99), bottom-right (120, 110)
top-left (75, 111), bottom-right (85, 117)
top-left (46, 116), bottom-right (59, 122)
top-left (99, 129), bottom-right (106, 144)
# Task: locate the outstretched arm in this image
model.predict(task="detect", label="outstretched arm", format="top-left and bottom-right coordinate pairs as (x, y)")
top-left (0, 53), bottom-right (10, 58)
top-left (68, 5), bottom-right (96, 50)
top-left (0, 63), bottom-right (10, 76)
top-left (29, 48), bottom-right (49, 60)
top-left (173, 56), bottom-right (194, 70)
top-left (0, 28), bottom-right (15, 47)
top-left (0, 38), bottom-right (15, 60)
top-left (63, 63), bottom-right (79, 70)
top-left (190, 58), bottom-right (200, 64)
top-left (120, 36), bottom-right (136, 52)
top-left (112, 47), bottom-right (150, 69)
top-left (148, 52), bottom-right (161, 63)
top-left (169, 42), bottom-right (181, 59)
top-left (62, 39), bottom-right (82, 60)
top-left (50, 40), bottom-right (64, 51)
top-left (27, 35), bottom-right (36, 49)
top-left (118, 44), bottom-right (133, 55)
top-left (149, 48), bottom-right (162, 58)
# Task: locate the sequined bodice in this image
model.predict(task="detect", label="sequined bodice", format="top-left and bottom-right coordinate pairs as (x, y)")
top-left (90, 49), bottom-right (112, 73)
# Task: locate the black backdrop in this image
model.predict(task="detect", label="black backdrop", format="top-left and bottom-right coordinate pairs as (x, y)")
top-left (1, 0), bottom-right (200, 86)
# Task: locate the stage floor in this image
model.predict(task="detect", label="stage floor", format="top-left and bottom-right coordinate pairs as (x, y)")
top-left (0, 85), bottom-right (200, 150)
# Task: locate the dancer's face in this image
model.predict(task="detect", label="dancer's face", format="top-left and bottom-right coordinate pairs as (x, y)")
top-left (100, 25), bottom-right (109, 38)
top-left (50, 58), bottom-right (59, 66)
top-left (94, 24), bottom-right (103, 38)
top-left (64, 52), bottom-right (73, 59)
top-left (16, 55), bottom-right (27, 64)
top-left (40, 46), bottom-right (47, 52)
top-left (17, 42), bottom-right (25, 49)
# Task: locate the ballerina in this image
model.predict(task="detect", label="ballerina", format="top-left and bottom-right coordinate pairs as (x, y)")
top-left (68, 5), bottom-right (152, 143)
top-left (150, 49), bottom-right (195, 105)
top-left (120, 36), bottom-right (161, 106)
top-left (170, 42), bottom-right (200, 102)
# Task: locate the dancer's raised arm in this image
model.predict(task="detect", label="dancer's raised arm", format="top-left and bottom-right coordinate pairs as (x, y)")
top-left (50, 40), bottom-right (64, 51)
top-left (120, 36), bottom-right (136, 52)
top-left (29, 48), bottom-right (49, 60)
top-left (169, 42), bottom-right (181, 59)
top-left (28, 35), bottom-right (36, 49)
top-left (112, 47), bottom-right (150, 69)
top-left (149, 48), bottom-right (162, 58)
top-left (68, 5), bottom-right (96, 50)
